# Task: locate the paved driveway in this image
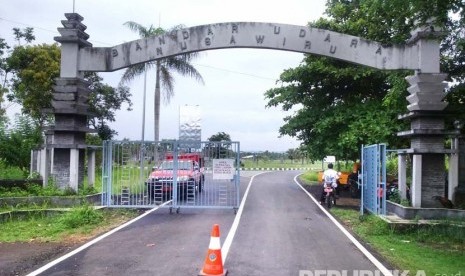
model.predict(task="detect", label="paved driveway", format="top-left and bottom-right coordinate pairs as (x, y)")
top-left (29, 171), bottom-right (387, 276)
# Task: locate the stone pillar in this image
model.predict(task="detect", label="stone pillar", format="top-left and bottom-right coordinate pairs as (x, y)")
top-left (87, 148), bottom-right (96, 188)
top-left (398, 73), bottom-right (449, 207)
top-left (411, 155), bottom-right (422, 207)
top-left (44, 13), bottom-right (93, 191)
top-left (448, 137), bottom-right (459, 201)
top-left (39, 149), bottom-right (46, 179)
top-left (30, 150), bottom-right (36, 174)
top-left (36, 131), bottom-right (54, 187)
top-left (397, 154), bottom-right (408, 200)
top-left (69, 148), bottom-right (79, 190)
top-left (456, 137), bottom-right (465, 206)
top-left (397, 22), bottom-right (450, 208)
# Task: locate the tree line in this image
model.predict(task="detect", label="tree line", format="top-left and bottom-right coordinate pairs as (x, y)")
top-left (265, 0), bottom-right (465, 162)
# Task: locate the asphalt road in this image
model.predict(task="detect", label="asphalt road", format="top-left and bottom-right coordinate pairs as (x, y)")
top-left (30, 171), bottom-right (383, 276)
top-left (225, 171), bottom-right (379, 275)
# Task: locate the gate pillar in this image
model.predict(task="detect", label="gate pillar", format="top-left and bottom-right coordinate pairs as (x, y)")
top-left (397, 154), bottom-right (408, 201)
top-left (398, 73), bottom-right (448, 207)
top-left (45, 13), bottom-right (93, 190)
top-left (456, 135), bottom-right (465, 206)
top-left (397, 23), bottom-right (452, 207)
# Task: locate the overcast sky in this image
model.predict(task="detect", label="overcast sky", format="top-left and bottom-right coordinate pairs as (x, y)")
top-left (1, 0), bottom-right (327, 152)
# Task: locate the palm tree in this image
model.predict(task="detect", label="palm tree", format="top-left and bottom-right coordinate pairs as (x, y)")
top-left (120, 21), bottom-right (204, 143)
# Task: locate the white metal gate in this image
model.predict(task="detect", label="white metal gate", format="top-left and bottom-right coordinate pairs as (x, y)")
top-left (102, 140), bottom-right (240, 212)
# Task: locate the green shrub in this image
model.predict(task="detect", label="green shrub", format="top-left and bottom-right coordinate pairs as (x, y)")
top-left (389, 190), bottom-right (401, 204)
top-left (58, 205), bottom-right (103, 229)
top-left (78, 186), bottom-right (98, 195)
top-left (0, 186), bottom-right (29, 197)
top-left (386, 156), bottom-right (398, 176)
top-left (0, 161), bottom-right (25, 179)
top-left (0, 182), bottom-right (98, 197)
top-left (62, 186), bottom-right (77, 196)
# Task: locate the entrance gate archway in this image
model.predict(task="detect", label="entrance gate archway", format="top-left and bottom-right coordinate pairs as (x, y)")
top-left (44, 12), bottom-right (450, 208)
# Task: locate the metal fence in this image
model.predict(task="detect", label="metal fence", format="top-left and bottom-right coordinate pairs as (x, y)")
top-left (361, 144), bottom-right (387, 215)
top-left (102, 140), bottom-right (240, 213)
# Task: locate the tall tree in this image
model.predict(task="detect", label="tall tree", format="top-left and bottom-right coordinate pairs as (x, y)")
top-left (120, 21), bottom-right (204, 142)
top-left (6, 43), bottom-right (60, 128)
top-left (441, 3), bottom-right (465, 128)
top-left (12, 27), bottom-right (35, 46)
top-left (208, 132), bottom-right (231, 142)
top-left (0, 114), bottom-right (42, 173)
top-left (265, 0), bottom-right (465, 161)
top-left (0, 37), bottom-right (10, 120)
top-left (1, 28), bottom-right (37, 122)
top-left (86, 72), bottom-right (132, 140)
top-left (206, 131), bottom-right (232, 159)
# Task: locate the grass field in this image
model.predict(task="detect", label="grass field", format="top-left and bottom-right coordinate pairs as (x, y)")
top-left (331, 208), bottom-right (465, 275)
top-left (241, 159), bottom-right (323, 169)
top-left (0, 206), bottom-right (139, 242)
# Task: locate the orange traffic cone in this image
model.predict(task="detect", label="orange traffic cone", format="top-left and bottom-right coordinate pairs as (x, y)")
top-left (199, 224), bottom-right (228, 276)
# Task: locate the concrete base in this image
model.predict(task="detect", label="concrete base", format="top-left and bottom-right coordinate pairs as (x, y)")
top-left (387, 200), bottom-right (465, 220)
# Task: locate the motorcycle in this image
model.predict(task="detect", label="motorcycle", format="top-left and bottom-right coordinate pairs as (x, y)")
top-left (323, 183), bottom-right (336, 208)
top-left (386, 179), bottom-right (401, 201)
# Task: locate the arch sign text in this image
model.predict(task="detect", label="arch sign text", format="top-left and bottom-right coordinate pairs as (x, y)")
top-left (79, 22), bottom-right (421, 72)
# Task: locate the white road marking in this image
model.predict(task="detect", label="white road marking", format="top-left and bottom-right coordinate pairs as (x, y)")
top-left (294, 175), bottom-right (393, 276)
top-left (221, 172), bottom-right (268, 264)
top-left (25, 201), bottom-right (172, 276)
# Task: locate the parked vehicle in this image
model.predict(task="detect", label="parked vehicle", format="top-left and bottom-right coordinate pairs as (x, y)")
top-left (145, 153), bottom-right (205, 200)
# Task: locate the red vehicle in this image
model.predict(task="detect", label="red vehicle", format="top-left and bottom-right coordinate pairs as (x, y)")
top-left (146, 153), bottom-right (205, 199)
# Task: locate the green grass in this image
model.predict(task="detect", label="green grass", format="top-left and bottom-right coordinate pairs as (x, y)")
top-left (0, 201), bottom-right (53, 213)
top-left (300, 171), bottom-right (319, 183)
top-left (241, 159), bottom-right (323, 169)
top-left (330, 208), bottom-right (465, 275)
top-left (0, 206), bottom-right (139, 242)
top-left (0, 161), bottom-right (26, 179)
top-left (102, 163), bottom-right (149, 194)
top-left (0, 183), bottom-right (99, 198)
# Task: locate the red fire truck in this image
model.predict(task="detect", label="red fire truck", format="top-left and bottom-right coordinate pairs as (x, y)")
top-left (145, 153), bottom-right (205, 200)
